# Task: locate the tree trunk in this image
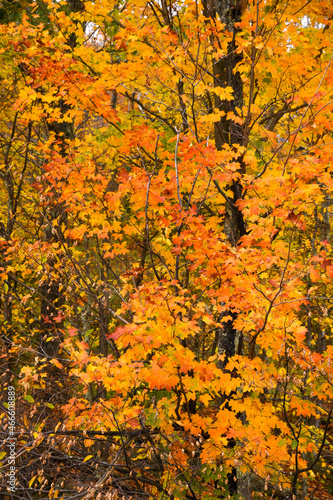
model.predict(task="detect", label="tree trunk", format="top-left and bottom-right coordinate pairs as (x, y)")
top-left (203, 0), bottom-right (248, 495)
top-left (39, 0), bottom-right (84, 358)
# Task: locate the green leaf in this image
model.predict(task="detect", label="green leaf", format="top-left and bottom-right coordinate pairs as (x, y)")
top-left (291, 439), bottom-right (298, 450)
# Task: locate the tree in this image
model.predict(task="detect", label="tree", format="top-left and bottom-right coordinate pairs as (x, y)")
top-left (1, 0), bottom-right (333, 498)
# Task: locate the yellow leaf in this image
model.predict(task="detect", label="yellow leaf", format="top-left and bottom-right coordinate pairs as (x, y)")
top-left (212, 86), bottom-right (234, 100)
top-left (202, 315), bottom-right (213, 325)
top-left (29, 475), bottom-right (37, 488)
top-left (200, 393), bottom-right (211, 406)
top-left (54, 422), bottom-right (61, 432)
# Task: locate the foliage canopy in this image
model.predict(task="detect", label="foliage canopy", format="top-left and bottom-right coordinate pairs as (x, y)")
top-left (1, 0), bottom-right (333, 499)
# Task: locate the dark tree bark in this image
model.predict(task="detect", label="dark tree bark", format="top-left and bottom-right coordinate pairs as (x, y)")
top-left (202, 0), bottom-right (248, 495)
top-left (39, 2), bottom-right (83, 358)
